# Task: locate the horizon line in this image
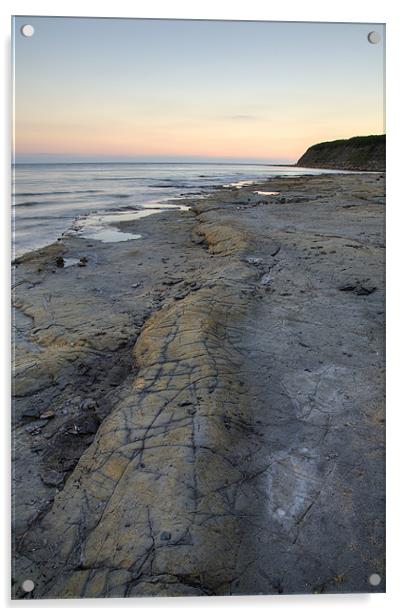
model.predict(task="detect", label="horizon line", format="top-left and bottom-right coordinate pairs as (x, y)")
top-left (12, 160), bottom-right (297, 166)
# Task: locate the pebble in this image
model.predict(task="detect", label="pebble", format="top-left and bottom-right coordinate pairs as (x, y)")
top-left (40, 470), bottom-right (65, 487)
top-left (40, 410), bottom-right (55, 420)
top-left (55, 256), bottom-right (65, 268)
top-left (22, 408), bottom-right (41, 419)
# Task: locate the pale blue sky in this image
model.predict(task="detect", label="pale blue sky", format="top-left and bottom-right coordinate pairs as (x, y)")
top-left (13, 17), bottom-right (385, 163)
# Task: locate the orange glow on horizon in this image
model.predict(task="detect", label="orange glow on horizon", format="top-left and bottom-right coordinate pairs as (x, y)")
top-left (14, 112), bottom-right (384, 162)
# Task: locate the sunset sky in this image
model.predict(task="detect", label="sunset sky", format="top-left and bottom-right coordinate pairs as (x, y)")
top-left (13, 17), bottom-right (385, 163)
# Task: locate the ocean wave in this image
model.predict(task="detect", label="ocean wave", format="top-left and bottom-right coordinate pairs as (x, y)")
top-left (13, 201), bottom-right (42, 207)
top-left (91, 177), bottom-right (138, 181)
top-left (151, 184), bottom-right (202, 189)
top-left (13, 189), bottom-right (100, 197)
top-left (14, 215), bottom-right (71, 222)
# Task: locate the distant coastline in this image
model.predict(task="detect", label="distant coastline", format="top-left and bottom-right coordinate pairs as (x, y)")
top-left (296, 134), bottom-right (385, 171)
top-left (14, 135), bottom-right (386, 171)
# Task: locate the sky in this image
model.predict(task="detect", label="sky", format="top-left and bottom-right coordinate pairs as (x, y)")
top-left (13, 17), bottom-right (385, 163)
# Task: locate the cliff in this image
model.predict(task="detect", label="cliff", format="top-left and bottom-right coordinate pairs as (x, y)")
top-left (296, 134), bottom-right (385, 171)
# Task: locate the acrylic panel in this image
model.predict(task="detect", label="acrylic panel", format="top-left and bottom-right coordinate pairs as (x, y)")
top-left (11, 16), bottom-right (385, 599)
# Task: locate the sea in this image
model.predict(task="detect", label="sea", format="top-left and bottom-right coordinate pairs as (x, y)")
top-left (12, 163), bottom-right (345, 258)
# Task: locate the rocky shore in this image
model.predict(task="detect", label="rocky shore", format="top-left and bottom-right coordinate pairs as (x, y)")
top-left (12, 172), bottom-right (385, 598)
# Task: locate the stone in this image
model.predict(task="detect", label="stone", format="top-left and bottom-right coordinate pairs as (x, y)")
top-left (39, 410), bottom-right (55, 420)
top-left (22, 408), bottom-right (41, 419)
top-left (40, 470), bottom-right (65, 487)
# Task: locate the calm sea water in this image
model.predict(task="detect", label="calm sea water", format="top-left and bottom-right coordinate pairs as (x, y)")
top-left (12, 163), bottom-right (344, 258)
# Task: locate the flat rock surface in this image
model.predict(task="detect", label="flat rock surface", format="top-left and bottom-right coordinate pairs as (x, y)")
top-left (12, 172), bottom-right (385, 598)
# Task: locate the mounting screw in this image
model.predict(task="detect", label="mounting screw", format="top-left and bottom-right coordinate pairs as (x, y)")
top-left (21, 24), bottom-right (34, 37)
top-left (367, 31), bottom-right (380, 45)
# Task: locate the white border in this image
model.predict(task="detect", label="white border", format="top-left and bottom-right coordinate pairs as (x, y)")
top-left (1, 1), bottom-right (401, 614)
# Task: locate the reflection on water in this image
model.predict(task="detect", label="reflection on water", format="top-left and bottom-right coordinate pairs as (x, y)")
top-left (63, 258), bottom-right (80, 267)
top-left (254, 191), bottom-right (280, 196)
top-left (79, 228), bottom-right (142, 243)
top-left (70, 200), bottom-right (189, 244)
top-left (223, 180), bottom-right (254, 188)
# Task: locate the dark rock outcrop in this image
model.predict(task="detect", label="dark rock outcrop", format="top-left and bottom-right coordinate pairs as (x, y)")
top-left (296, 134), bottom-right (385, 171)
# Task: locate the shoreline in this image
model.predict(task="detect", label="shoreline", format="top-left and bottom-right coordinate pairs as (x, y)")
top-left (12, 165), bottom-right (364, 263)
top-left (12, 172), bottom-right (385, 597)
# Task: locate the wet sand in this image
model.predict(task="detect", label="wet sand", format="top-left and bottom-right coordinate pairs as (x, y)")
top-left (12, 172), bottom-right (385, 597)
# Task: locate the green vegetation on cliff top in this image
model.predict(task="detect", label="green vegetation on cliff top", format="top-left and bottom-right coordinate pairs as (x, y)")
top-left (297, 134), bottom-right (385, 171)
